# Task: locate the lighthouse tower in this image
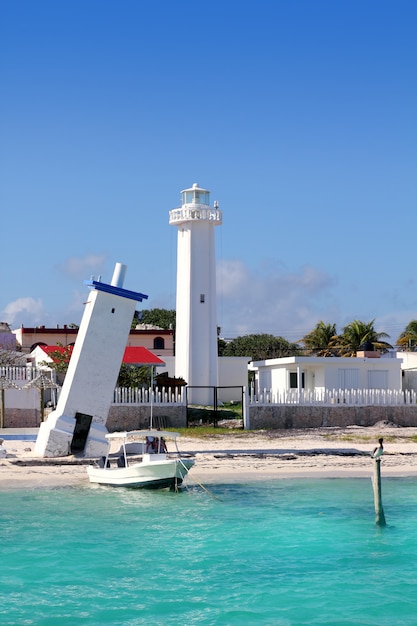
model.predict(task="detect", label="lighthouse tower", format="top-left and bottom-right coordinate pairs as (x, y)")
top-left (169, 183), bottom-right (222, 405)
top-left (34, 262), bottom-right (148, 458)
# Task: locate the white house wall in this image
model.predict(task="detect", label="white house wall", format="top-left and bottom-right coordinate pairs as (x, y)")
top-left (253, 356), bottom-right (402, 394)
top-left (4, 386), bottom-right (43, 410)
top-left (312, 366), bottom-right (325, 391)
top-left (403, 371), bottom-right (417, 392)
top-left (396, 352), bottom-right (417, 392)
top-left (396, 352), bottom-right (417, 370)
top-left (269, 368), bottom-right (286, 391)
top-left (218, 357), bottom-right (249, 402)
top-left (324, 366), bottom-right (354, 389)
top-left (156, 356), bottom-right (249, 402)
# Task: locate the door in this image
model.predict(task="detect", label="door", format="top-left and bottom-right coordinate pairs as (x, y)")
top-left (70, 412), bottom-right (93, 453)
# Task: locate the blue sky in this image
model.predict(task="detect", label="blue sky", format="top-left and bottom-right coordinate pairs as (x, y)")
top-left (1, 0), bottom-right (416, 343)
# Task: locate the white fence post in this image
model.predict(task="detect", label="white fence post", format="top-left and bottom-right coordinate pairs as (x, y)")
top-left (243, 386), bottom-right (250, 430)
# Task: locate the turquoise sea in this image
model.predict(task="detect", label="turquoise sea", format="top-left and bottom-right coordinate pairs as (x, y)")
top-left (1, 478), bottom-right (417, 625)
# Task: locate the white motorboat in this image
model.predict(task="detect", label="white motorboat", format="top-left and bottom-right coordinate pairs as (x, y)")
top-left (87, 430), bottom-right (194, 489)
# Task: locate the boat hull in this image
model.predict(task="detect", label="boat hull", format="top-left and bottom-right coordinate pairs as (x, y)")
top-left (87, 457), bottom-right (194, 489)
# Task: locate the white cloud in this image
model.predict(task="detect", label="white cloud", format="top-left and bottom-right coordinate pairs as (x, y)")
top-left (217, 259), bottom-right (338, 340)
top-left (372, 311), bottom-right (415, 344)
top-left (57, 254), bottom-right (107, 279)
top-left (0, 297), bottom-right (45, 326)
top-left (216, 259), bottom-right (416, 342)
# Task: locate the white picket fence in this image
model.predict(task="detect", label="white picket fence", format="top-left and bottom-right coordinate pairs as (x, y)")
top-left (113, 386), bottom-right (185, 405)
top-left (251, 387), bottom-right (417, 406)
top-left (3, 367), bottom-right (416, 408)
top-left (0, 366), bottom-right (41, 381)
top-left (114, 386), bottom-right (417, 407)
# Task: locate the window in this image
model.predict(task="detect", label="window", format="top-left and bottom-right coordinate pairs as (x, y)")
top-left (368, 370), bottom-right (388, 389)
top-left (289, 372), bottom-right (305, 389)
top-left (338, 369), bottom-right (359, 389)
top-left (154, 337), bottom-right (164, 350)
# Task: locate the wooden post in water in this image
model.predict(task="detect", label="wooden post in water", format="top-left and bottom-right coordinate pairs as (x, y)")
top-left (372, 458), bottom-right (386, 527)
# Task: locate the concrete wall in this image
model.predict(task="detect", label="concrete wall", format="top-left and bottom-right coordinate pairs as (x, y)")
top-left (5, 386), bottom-right (57, 410)
top-left (3, 405), bottom-right (188, 430)
top-left (106, 405), bottom-right (187, 431)
top-left (249, 405), bottom-right (417, 429)
top-left (2, 408), bottom-right (40, 428)
top-left (7, 403), bottom-right (417, 431)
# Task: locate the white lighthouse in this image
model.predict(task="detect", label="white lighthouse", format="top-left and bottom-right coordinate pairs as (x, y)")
top-left (34, 262), bottom-right (148, 457)
top-left (169, 183), bottom-right (222, 405)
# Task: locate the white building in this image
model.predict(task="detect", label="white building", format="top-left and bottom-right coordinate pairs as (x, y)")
top-left (169, 183), bottom-right (222, 404)
top-left (250, 350), bottom-right (403, 400)
top-left (395, 351), bottom-right (417, 393)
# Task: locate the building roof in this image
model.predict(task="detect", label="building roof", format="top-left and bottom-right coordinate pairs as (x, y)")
top-left (38, 345), bottom-right (165, 366)
top-left (122, 347), bottom-right (165, 366)
top-left (39, 345), bottom-right (73, 360)
top-left (13, 326), bottom-right (173, 335)
top-left (14, 326), bottom-right (78, 335)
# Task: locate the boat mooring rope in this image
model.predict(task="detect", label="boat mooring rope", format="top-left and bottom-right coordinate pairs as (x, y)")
top-left (178, 457), bottom-right (222, 501)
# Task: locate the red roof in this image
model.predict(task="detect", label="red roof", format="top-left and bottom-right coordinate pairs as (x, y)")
top-left (40, 345), bottom-right (73, 361)
top-left (39, 345), bottom-right (165, 366)
top-left (122, 347), bottom-right (165, 366)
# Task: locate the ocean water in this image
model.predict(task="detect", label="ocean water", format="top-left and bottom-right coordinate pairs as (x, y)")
top-left (1, 478), bottom-right (417, 625)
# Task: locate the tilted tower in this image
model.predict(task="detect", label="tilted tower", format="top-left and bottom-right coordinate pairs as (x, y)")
top-left (34, 262), bottom-right (147, 457)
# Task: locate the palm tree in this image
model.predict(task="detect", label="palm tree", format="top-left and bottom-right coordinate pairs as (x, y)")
top-left (332, 319), bottom-right (392, 357)
top-left (299, 321), bottom-right (338, 356)
top-left (397, 320), bottom-right (417, 351)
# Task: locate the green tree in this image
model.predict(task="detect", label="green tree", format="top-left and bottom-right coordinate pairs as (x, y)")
top-left (117, 364), bottom-right (151, 388)
top-left (133, 308), bottom-right (176, 330)
top-left (299, 321), bottom-right (337, 356)
top-left (397, 320), bottom-right (417, 351)
top-left (39, 343), bottom-right (72, 373)
top-left (331, 319), bottom-right (392, 357)
top-left (222, 334), bottom-right (300, 361)
top-left (218, 337), bottom-right (228, 356)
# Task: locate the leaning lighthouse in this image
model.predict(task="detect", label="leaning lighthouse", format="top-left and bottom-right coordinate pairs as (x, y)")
top-left (169, 183), bottom-right (222, 405)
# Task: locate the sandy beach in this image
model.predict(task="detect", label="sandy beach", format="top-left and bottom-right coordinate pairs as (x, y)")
top-left (2, 422), bottom-right (417, 490)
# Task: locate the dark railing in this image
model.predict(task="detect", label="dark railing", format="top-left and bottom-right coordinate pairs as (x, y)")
top-left (185, 386), bottom-right (244, 427)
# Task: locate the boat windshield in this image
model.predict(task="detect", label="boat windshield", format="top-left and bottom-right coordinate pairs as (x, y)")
top-left (105, 430), bottom-right (180, 441)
